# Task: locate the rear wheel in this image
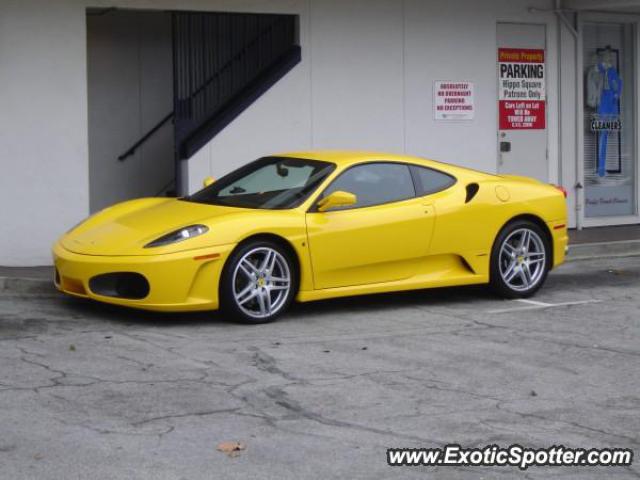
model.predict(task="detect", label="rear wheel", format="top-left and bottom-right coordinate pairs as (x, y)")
top-left (490, 220), bottom-right (550, 298)
top-left (220, 240), bottom-right (296, 323)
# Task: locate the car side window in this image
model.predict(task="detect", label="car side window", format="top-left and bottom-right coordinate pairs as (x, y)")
top-left (410, 165), bottom-right (456, 196)
top-left (321, 163), bottom-right (415, 210)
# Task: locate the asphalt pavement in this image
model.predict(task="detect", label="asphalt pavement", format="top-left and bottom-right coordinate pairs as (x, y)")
top-left (0, 256), bottom-right (638, 479)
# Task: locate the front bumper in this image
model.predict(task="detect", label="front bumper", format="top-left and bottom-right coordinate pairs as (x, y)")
top-left (52, 242), bottom-right (234, 312)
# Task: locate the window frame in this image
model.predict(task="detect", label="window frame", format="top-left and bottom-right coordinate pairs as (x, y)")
top-left (408, 164), bottom-right (458, 197)
top-left (309, 161), bottom-right (420, 212)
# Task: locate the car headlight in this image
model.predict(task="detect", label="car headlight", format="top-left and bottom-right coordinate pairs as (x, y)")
top-left (144, 225), bottom-right (209, 248)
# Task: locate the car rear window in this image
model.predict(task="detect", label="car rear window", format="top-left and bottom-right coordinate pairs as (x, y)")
top-left (410, 165), bottom-right (456, 196)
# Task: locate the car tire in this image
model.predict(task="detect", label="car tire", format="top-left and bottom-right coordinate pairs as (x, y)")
top-left (489, 220), bottom-right (551, 299)
top-left (220, 240), bottom-right (297, 324)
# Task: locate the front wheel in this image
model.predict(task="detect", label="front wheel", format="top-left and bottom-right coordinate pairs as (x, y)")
top-left (490, 220), bottom-right (551, 298)
top-left (220, 241), bottom-right (297, 323)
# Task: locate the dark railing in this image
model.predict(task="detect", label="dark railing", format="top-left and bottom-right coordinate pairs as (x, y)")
top-left (118, 12), bottom-right (299, 162)
top-left (173, 12), bottom-right (299, 159)
top-left (118, 112), bottom-right (173, 161)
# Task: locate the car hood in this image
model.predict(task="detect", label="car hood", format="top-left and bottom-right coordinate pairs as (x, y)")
top-left (61, 198), bottom-right (241, 256)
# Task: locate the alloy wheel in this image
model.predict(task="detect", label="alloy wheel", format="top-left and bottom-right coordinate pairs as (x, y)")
top-left (498, 228), bottom-right (546, 292)
top-left (232, 247), bottom-right (291, 319)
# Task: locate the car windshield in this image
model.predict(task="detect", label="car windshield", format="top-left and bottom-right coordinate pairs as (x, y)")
top-left (185, 157), bottom-right (336, 209)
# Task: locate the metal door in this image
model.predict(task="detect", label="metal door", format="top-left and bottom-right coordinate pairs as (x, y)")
top-left (497, 23), bottom-right (548, 182)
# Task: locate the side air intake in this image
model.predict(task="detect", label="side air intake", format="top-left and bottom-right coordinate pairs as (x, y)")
top-left (465, 183), bottom-right (479, 203)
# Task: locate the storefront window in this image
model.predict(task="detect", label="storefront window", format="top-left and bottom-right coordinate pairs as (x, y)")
top-left (583, 22), bottom-right (636, 218)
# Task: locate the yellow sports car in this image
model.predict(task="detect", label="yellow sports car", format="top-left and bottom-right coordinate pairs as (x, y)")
top-left (53, 151), bottom-right (568, 323)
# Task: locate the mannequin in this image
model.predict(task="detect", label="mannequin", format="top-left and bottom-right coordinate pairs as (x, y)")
top-left (586, 47), bottom-right (622, 177)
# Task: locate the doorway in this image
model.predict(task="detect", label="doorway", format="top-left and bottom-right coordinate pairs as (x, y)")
top-left (87, 9), bottom-right (175, 213)
top-left (86, 9), bottom-right (300, 213)
top-left (496, 23), bottom-right (548, 182)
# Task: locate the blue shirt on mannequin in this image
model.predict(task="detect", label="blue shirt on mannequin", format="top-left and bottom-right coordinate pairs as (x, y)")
top-left (597, 62), bottom-right (622, 116)
top-left (595, 62), bottom-right (622, 177)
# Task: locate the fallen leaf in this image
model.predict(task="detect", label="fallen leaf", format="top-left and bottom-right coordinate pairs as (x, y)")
top-left (217, 441), bottom-right (246, 457)
top-left (69, 345), bottom-right (76, 352)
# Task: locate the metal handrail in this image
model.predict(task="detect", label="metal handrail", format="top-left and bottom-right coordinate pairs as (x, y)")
top-left (118, 15), bottom-right (289, 162)
top-left (117, 112), bottom-right (174, 161)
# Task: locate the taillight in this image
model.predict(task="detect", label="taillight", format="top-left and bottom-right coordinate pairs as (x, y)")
top-left (552, 184), bottom-right (567, 198)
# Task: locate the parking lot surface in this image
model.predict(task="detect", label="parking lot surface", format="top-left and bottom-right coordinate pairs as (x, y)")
top-left (1, 256), bottom-right (639, 479)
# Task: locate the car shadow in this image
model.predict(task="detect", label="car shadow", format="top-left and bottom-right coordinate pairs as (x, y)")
top-left (56, 296), bottom-right (223, 327)
top-left (288, 284), bottom-right (490, 318)
top-left (42, 259), bottom-right (640, 328)
top-left (54, 284), bottom-right (493, 328)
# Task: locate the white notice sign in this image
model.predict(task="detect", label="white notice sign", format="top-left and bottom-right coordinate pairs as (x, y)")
top-left (434, 81), bottom-right (474, 120)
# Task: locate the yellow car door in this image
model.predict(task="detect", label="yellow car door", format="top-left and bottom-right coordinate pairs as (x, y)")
top-left (305, 162), bottom-right (435, 289)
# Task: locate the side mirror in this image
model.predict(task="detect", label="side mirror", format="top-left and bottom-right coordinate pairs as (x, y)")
top-left (317, 191), bottom-right (357, 212)
top-left (203, 176), bottom-right (215, 188)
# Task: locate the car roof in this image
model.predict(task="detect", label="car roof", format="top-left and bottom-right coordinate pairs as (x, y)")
top-left (275, 150), bottom-right (496, 179)
top-left (277, 150), bottom-right (426, 165)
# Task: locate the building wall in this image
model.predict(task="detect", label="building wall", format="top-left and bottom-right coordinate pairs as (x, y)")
top-left (0, 0), bottom-right (89, 266)
top-left (187, 0), bottom-right (560, 192)
top-left (87, 10), bottom-right (174, 213)
top-left (0, 0), bottom-right (572, 266)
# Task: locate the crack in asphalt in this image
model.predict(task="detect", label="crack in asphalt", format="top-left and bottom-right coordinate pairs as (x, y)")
top-left (495, 402), bottom-right (640, 446)
top-left (130, 408), bottom-right (242, 427)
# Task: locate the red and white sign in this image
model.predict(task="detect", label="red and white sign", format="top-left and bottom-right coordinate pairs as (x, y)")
top-left (498, 48), bottom-right (546, 129)
top-left (434, 81), bottom-right (474, 120)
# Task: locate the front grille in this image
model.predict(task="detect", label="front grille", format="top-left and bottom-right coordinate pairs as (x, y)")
top-left (89, 272), bottom-right (150, 300)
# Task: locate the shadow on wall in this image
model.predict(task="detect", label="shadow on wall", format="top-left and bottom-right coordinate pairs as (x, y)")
top-left (87, 9), bottom-right (175, 213)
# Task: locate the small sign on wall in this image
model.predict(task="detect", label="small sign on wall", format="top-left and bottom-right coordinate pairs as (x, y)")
top-left (498, 48), bottom-right (546, 129)
top-left (434, 81), bottom-right (475, 120)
